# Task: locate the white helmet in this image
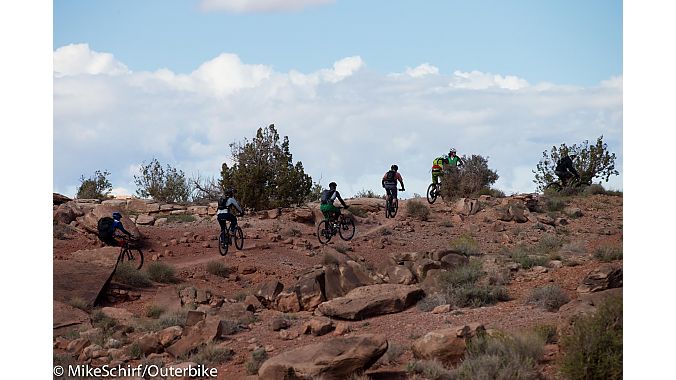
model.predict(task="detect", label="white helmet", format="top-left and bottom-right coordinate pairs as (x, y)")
top-left (449, 147), bottom-right (457, 154)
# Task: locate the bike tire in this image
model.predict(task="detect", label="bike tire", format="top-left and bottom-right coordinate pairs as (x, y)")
top-left (391, 198), bottom-right (399, 217)
top-left (317, 220), bottom-right (332, 244)
top-left (339, 216), bottom-right (356, 241)
top-left (119, 247), bottom-right (144, 270)
top-left (234, 227), bottom-right (244, 250)
top-left (218, 231), bottom-right (229, 256)
top-left (545, 182), bottom-right (562, 192)
top-left (385, 199), bottom-right (391, 219)
top-left (426, 183), bottom-right (437, 204)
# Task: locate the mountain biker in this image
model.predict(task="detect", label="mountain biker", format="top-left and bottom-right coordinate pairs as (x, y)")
top-left (431, 148), bottom-right (465, 185)
top-left (98, 212), bottom-right (132, 247)
top-left (320, 182), bottom-right (349, 221)
top-left (217, 189), bottom-right (244, 235)
top-left (382, 164), bottom-right (405, 205)
top-left (555, 154), bottom-right (580, 186)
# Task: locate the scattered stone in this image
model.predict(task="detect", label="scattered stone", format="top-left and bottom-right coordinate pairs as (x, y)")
top-left (302, 317), bottom-right (335, 336)
top-left (431, 304), bottom-right (452, 314)
top-left (412, 324), bottom-right (485, 365)
top-left (577, 264), bottom-right (623, 293)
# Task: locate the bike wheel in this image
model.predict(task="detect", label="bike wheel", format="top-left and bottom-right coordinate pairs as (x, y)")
top-left (218, 231), bottom-right (229, 256)
top-left (339, 216), bottom-right (356, 241)
top-left (385, 199), bottom-right (391, 219)
top-left (317, 220), bottom-right (332, 244)
top-left (119, 247), bottom-right (144, 270)
top-left (233, 227), bottom-right (244, 250)
top-left (545, 182), bottom-right (562, 192)
top-left (391, 198), bottom-right (399, 217)
top-left (426, 183), bottom-right (437, 204)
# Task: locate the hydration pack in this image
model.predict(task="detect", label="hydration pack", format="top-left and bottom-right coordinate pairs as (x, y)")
top-left (385, 170), bottom-right (397, 182)
top-left (218, 197), bottom-right (230, 210)
top-left (97, 217), bottom-right (115, 239)
top-left (320, 189), bottom-right (335, 205)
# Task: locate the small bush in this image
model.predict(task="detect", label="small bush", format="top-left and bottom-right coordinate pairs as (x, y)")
top-left (189, 343), bottom-right (234, 365)
top-left (145, 305), bottom-right (165, 319)
top-left (534, 234), bottom-right (563, 256)
top-left (355, 189), bottom-right (382, 198)
top-left (206, 260), bottom-right (231, 277)
top-left (453, 332), bottom-right (544, 380)
top-left (533, 324), bottom-right (558, 344)
top-left (146, 262), bottom-right (178, 283)
top-left (545, 197), bottom-right (566, 212)
top-left (594, 246), bottom-right (623, 262)
top-left (449, 234), bottom-right (481, 256)
top-left (166, 214), bottom-right (197, 223)
top-left (68, 296), bottom-right (90, 312)
top-left (561, 295), bottom-right (622, 380)
top-left (127, 342), bottom-right (143, 359)
top-left (439, 155), bottom-right (499, 200)
top-left (91, 310), bottom-right (118, 334)
top-left (381, 227), bottom-right (393, 236)
top-left (439, 260), bottom-right (483, 287)
top-left (506, 245), bottom-right (549, 269)
top-left (407, 199), bottom-right (430, 221)
top-left (473, 187), bottom-right (505, 198)
top-left (448, 285), bottom-right (509, 308)
top-left (406, 359), bottom-right (454, 380)
top-left (438, 220), bottom-right (453, 228)
top-left (583, 184), bottom-right (606, 196)
top-left (527, 285), bottom-right (570, 311)
top-left (77, 170), bottom-right (112, 199)
top-left (416, 293), bottom-right (449, 312)
top-left (113, 262), bottom-right (152, 287)
top-left (605, 189), bottom-right (623, 197)
top-left (245, 348), bottom-right (268, 375)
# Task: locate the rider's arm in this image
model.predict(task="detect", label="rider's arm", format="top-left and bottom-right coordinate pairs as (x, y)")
top-left (457, 157), bottom-right (465, 167)
top-left (230, 198), bottom-right (244, 215)
top-left (115, 221), bottom-right (132, 236)
top-left (336, 192), bottom-right (348, 207)
top-left (396, 173), bottom-right (405, 189)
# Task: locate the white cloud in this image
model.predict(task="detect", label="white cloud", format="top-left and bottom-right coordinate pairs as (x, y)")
top-left (450, 70), bottom-right (529, 90)
top-left (199, 0), bottom-right (334, 13)
top-left (405, 63), bottom-right (439, 78)
top-left (54, 43), bottom-right (129, 77)
top-left (53, 45), bottom-right (623, 198)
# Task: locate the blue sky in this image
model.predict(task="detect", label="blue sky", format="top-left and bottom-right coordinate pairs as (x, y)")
top-left (53, 0), bottom-right (623, 197)
top-left (55, 0), bottom-right (622, 85)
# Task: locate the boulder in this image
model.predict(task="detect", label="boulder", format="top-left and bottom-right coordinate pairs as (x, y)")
top-left (508, 204), bottom-right (528, 223)
top-left (558, 288), bottom-right (622, 335)
top-left (101, 199), bottom-right (127, 208)
top-left (165, 317), bottom-right (221, 358)
top-left (54, 201), bottom-right (85, 224)
top-left (258, 334), bottom-right (388, 380)
top-left (136, 332), bottom-right (163, 355)
top-left (255, 281), bottom-right (285, 307)
top-left (454, 198), bottom-right (481, 216)
top-left (386, 265), bottom-right (416, 285)
top-left (101, 307), bottom-right (135, 326)
top-left (291, 208), bottom-right (316, 224)
top-left (135, 214), bottom-right (156, 225)
top-left (577, 264), bottom-right (623, 293)
top-left (412, 324), bottom-right (485, 365)
top-left (53, 192), bottom-right (72, 205)
top-left (389, 251), bottom-right (425, 265)
top-left (76, 204), bottom-right (141, 238)
top-left (439, 253), bottom-right (469, 270)
top-left (411, 259), bottom-right (442, 281)
top-left (158, 326), bottom-right (183, 347)
top-left (275, 290), bottom-right (302, 313)
top-left (294, 269), bottom-right (326, 311)
top-left (324, 255), bottom-right (376, 300)
top-left (302, 317), bottom-right (335, 336)
top-left (53, 301), bottom-right (91, 336)
top-left (318, 284), bottom-right (424, 320)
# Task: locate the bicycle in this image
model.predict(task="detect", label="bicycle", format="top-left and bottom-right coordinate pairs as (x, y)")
top-left (426, 182), bottom-right (441, 204)
top-left (117, 236), bottom-right (144, 270)
top-left (545, 176), bottom-right (591, 193)
top-left (317, 207), bottom-right (356, 244)
top-left (385, 188), bottom-right (404, 218)
top-left (218, 220), bottom-right (244, 256)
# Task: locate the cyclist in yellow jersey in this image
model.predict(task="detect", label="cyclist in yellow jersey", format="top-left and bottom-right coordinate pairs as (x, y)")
top-left (431, 147), bottom-right (464, 185)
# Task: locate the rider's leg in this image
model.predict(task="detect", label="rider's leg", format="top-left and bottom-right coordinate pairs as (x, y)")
top-left (224, 213), bottom-right (237, 232)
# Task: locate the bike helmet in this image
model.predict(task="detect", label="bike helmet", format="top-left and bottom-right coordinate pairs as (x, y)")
top-left (391, 164), bottom-right (398, 171)
top-left (224, 188), bottom-right (234, 197)
top-left (112, 212), bottom-right (122, 220)
top-left (449, 148), bottom-right (457, 154)
top-left (329, 182), bottom-right (337, 188)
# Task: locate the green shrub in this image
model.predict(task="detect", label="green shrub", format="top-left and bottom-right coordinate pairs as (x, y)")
top-left (355, 189), bottom-right (382, 198)
top-left (440, 155), bottom-right (499, 200)
top-left (561, 295), bottom-right (622, 380)
top-left (77, 170), bottom-right (112, 199)
top-left (68, 296), bottom-right (90, 312)
top-left (506, 245), bottom-right (549, 269)
top-left (206, 260), bottom-right (231, 277)
top-left (452, 332), bottom-right (545, 380)
top-left (406, 359), bottom-right (454, 380)
top-left (527, 285), bottom-right (570, 312)
top-left (134, 158), bottom-right (193, 203)
top-left (605, 189), bottom-right (623, 197)
top-left (534, 234), bottom-right (563, 256)
top-left (439, 260), bottom-right (483, 287)
top-left (145, 305), bottom-right (165, 319)
top-left (113, 262), bottom-right (152, 287)
top-left (474, 187), bottom-right (505, 198)
top-left (146, 262), bottom-right (178, 283)
top-left (407, 199), bottom-right (430, 221)
top-left (189, 343), bottom-right (234, 365)
top-left (91, 310), bottom-right (118, 334)
top-left (545, 196), bottom-right (566, 212)
top-left (245, 348), bottom-right (268, 375)
top-left (127, 342), bottom-right (143, 359)
top-left (449, 233), bottom-right (481, 256)
top-left (416, 293), bottom-right (449, 312)
top-left (437, 260), bottom-right (509, 308)
top-left (582, 184), bottom-right (606, 196)
top-left (593, 246), bottom-right (623, 262)
top-left (533, 324), bottom-right (558, 344)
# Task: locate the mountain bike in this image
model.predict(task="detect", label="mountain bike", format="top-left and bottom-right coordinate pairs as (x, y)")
top-left (218, 221), bottom-right (244, 256)
top-left (427, 182), bottom-right (441, 204)
top-left (385, 188), bottom-right (405, 218)
top-left (545, 176), bottom-right (591, 193)
top-left (117, 236), bottom-right (144, 270)
top-left (317, 207), bottom-right (356, 244)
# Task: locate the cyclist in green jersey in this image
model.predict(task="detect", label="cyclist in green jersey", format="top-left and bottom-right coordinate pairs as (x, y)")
top-left (431, 147), bottom-right (465, 185)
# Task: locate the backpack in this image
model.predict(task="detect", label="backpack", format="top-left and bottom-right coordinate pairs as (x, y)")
top-left (385, 170), bottom-right (397, 183)
top-left (97, 217), bottom-right (115, 239)
top-left (218, 197), bottom-right (230, 210)
top-left (320, 189), bottom-right (334, 205)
